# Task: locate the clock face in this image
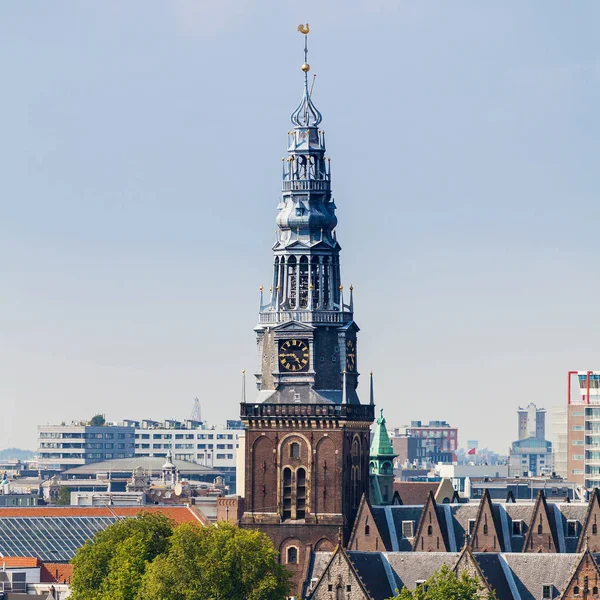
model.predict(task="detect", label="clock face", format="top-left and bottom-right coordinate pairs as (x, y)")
top-left (346, 339), bottom-right (356, 372)
top-left (278, 339), bottom-right (310, 372)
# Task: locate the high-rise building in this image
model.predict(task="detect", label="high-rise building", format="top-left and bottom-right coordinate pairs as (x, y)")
top-left (552, 405), bottom-right (568, 479)
top-left (517, 402), bottom-right (546, 440)
top-left (508, 403), bottom-right (552, 477)
top-left (567, 370), bottom-right (600, 488)
top-left (239, 28), bottom-right (374, 592)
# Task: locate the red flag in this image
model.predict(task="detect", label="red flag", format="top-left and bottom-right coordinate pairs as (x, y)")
top-left (468, 447), bottom-right (476, 455)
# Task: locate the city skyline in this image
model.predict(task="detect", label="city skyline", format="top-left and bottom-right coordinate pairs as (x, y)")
top-left (1, 1), bottom-right (598, 451)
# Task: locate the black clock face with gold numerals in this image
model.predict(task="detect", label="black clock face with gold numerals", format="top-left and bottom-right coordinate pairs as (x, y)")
top-left (278, 339), bottom-right (310, 372)
top-left (346, 339), bottom-right (356, 372)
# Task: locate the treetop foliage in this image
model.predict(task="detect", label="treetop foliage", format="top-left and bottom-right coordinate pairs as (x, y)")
top-left (89, 414), bottom-right (106, 426)
top-left (387, 564), bottom-right (496, 600)
top-left (70, 514), bottom-right (290, 600)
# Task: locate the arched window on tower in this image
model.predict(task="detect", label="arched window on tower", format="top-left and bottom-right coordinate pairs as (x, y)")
top-left (296, 467), bottom-right (306, 519)
top-left (311, 256), bottom-right (320, 309)
top-left (336, 585), bottom-right (344, 600)
top-left (299, 256), bottom-right (309, 308)
top-left (289, 442), bottom-right (300, 459)
top-left (287, 256), bottom-right (297, 308)
top-left (323, 257), bottom-right (330, 307)
top-left (286, 547), bottom-right (298, 564)
top-left (282, 468), bottom-right (292, 521)
top-left (352, 465), bottom-right (360, 509)
top-left (272, 257), bottom-right (280, 304)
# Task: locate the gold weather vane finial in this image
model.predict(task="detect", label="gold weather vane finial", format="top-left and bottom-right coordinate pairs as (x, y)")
top-left (298, 24), bottom-right (310, 73)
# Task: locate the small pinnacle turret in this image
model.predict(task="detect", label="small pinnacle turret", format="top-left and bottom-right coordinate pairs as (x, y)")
top-left (369, 409), bottom-right (397, 505)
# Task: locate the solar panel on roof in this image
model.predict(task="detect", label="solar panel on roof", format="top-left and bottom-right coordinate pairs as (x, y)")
top-left (0, 517), bottom-right (117, 562)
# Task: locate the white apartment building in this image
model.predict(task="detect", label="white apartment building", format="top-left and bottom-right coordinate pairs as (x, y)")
top-left (128, 418), bottom-right (244, 492)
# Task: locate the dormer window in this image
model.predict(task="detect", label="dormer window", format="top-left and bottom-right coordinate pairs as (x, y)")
top-left (512, 520), bottom-right (524, 536)
top-left (402, 520), bottom-right (415, 538)
top-left (468, 519), bottom-right (476, 535)
top-left (566, 520), bottom-right (578, 538)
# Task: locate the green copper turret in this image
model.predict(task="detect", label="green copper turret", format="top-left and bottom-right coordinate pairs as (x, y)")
top-left (369, 406), bottom-right (397, 505)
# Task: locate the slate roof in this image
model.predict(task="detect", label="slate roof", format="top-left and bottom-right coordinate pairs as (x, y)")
top-left (474, 553), bottom-right (513, 600)
top-left (383, 551), bottom-right (460, 590)
top-left (502, 553), bottom-right (581, 600)
top-left (348, 552), bottom-right (395, 599)
top-left (307, 550), bottom-right (600, 600)
top-left (367, 498), bottom-right (592, 556)
top-left (371, 505), bottom-right (422, 551)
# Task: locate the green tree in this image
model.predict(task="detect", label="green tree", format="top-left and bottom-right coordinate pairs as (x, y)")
top-left (387, 564), bottom-right (496, 600)
top-left (57, 486), bottom-right (71, 506)
top-left (139, 521), bottom-right (290, 600)
top-left (90, 414), bottom-right (106, 426)
top-left (69, 512), bottom-right (174, 600)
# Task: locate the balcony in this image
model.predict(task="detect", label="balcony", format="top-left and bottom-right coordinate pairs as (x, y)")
top-left (282, 179), bottom-right (330, 192)
top-left (259, 309), bottom-right (353, 325)
top-left (240, 402), bottom-right (374, 422)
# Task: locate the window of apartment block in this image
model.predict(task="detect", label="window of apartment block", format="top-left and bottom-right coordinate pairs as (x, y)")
top-left (402, 521), bottom-right (414, 538)
top-left (566, 520), bottom-right (578, 538)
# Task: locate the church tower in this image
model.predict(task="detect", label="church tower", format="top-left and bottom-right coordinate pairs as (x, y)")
top-left (240, 25), bottom-right (375, 587)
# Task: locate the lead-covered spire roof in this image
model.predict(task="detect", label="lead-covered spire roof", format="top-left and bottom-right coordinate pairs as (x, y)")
top-left (290, 24), bottom-right (322, 127)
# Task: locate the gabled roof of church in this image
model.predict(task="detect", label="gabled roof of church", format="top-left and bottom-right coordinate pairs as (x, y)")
top-left (469, 488), bottom-right (505, 551)
top-left (522, 490), bottom-right (560, 552)
top-left (577, 487), bottom-right (600, 552)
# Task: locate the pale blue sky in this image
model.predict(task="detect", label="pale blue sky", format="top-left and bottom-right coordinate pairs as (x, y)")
top-left (0, 2), bottom-right (598, 451)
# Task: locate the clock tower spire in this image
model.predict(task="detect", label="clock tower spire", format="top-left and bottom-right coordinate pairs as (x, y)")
top-left (240, 26), bottom-right (374, 594)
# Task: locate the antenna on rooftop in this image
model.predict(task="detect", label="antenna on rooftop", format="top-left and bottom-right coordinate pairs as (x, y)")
top-left (189, 398), bottom-right (202, 422)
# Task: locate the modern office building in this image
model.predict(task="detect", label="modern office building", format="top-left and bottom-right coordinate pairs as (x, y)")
top-left (552, 405), bottom-right (569, 478)
top-left (508, 403), bottom-right (552, 477)
top-left (566, 370), bottom-right (600, 489)
top-left (390, 421), bottom-right (458, 465)
top-left (37, 423), bottom-right (136, 470)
